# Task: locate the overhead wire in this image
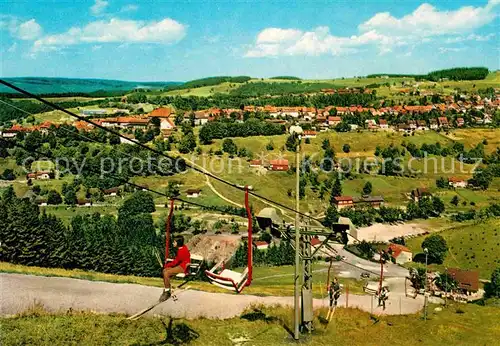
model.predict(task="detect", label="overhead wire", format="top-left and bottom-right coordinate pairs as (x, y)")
top-left (0, 136), bottom-right (245, 217)
top-left (0, 79), bottom-right (366, 243)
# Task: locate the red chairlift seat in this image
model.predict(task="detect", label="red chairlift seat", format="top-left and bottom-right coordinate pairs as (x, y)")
top-left (205, 186), bottom-right (253, 293)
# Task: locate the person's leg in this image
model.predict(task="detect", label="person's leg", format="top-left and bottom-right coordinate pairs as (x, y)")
top-left (163, 266), bottom-right (184, 290)
top-left (160, 266), bottom-right (184, 302)
top-left (162, 268), bottom-right (171, 289)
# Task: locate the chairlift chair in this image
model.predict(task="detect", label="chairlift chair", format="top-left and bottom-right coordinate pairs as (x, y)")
top-left (205, 186), bottom-right (253, 293)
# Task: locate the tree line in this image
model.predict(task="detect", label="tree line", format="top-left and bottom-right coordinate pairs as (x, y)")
top-left (0, 97), bottom-right (105, 124)
top-left (163, 76), bottom-right (252, 92)
top-left (367, 67), bottom-right (489, 81)
top-left (199, 118), bottom-right (285, 144)
top-left (0, 189), bottom-right (164, 277)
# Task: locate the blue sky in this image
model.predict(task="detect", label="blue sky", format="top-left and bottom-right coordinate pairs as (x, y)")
top-left (1, 0), bottom-right (499, 81)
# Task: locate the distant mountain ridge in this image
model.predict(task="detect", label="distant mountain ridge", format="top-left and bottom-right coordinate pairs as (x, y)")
top-left (0, 77), bottom-right (182, 95)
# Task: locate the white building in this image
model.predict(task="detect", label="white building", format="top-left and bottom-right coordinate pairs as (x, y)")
top-left (387, 243), bottom-right (413, 264)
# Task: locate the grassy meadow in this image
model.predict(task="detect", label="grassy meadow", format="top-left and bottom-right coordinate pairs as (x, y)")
top-left (405, 219), bottom-right (500, 279)
top-left (1, 302), bottom-right (499, 346)
top-left (0, 262), bottom-right (365, 297)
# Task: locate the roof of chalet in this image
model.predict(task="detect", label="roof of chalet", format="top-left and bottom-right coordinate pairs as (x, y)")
top-left (186, 189), bottom-right (201, 194)
top-left (334, 196), bottom-right (353, 202)
top-left (149, 107), bottom-right (173, 117)
top-left (270, 159), bottom-right (289, 166)
top-left (446, 268), bottom-right (479, 291)
top-left (387, 243), bottom-right (412, 258)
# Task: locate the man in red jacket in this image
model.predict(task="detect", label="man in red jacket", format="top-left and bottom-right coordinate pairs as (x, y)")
top-left (159, 236), bottom-right (191, 302)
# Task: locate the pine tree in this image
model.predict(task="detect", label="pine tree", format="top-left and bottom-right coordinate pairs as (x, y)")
top-left (329, 177), bottom-right (343, 206)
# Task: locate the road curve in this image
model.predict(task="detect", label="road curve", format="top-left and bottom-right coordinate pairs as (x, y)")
top-left (0, 273), bottom-right (424, 319)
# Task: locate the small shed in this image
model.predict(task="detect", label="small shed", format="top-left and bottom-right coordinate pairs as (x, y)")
top-left (186, 189), bottom-right (202, 198)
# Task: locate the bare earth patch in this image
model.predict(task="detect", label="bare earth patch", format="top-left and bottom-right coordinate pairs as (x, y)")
top-left (355, 223), bottom-right (429, 242)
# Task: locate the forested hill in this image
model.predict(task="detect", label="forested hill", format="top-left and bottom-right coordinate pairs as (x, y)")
top-left (368, 67), bottom-right (490, 81)
top-left (0, 77), bottom-right (181, 95)
top-left (163, 76), bottom-right (252, 91)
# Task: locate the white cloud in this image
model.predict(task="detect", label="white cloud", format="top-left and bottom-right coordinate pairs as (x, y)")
top-left (0, 17), bottom-right (43, 40)
top-left (121, 4), bottom-right (139, 12)
top-left (439, 47), bottom-right (467, 53)
top-left (245, 27), bottom-right (400, 57)
top-left (32, 18), bottom-right (186, 53)
top-left (256, 28), bottom-right (302, 43)
top-left (91, 0), bottom-right (109, 16)
top-left (16, 19), bottom-right (43, 40)
top-left (359, 0), bottom-right (499, 36)
top-left (445, 33), bottom-right (495, 43)
top-left (245, 0), bottom-right (499, 57)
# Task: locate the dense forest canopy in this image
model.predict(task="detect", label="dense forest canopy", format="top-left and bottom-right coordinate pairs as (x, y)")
top-left (426, 67), bottom-right (489, 81)
top-left (269, 76), bottom-right (302, 80)
top-left (144, 92), bottom-right (376, 110)
top-left (367, 67), bottom-right (489, 81)
top-left (198, 118), bottom-right (285, 144)
top-left (163, 76), bottom-right (252, 92)
top-left (229, 82), bottom-right (348, 97)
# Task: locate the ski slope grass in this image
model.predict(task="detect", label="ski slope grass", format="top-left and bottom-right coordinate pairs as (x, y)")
top-left (2, 303), bottom-right (499, 346)
top-left (0, 262), bottom-right (365, 297)
top-left (405, 219), bottom-right (500, 279)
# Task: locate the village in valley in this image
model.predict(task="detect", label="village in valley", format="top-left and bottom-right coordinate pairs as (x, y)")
top-left (1, 0), bottom-right (500, 345)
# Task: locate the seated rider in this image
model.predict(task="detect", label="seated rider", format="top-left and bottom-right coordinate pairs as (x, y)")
top-left (328, 277), bottom-right (341, 308)
top-left (159, 236), bottom-right (191, 302)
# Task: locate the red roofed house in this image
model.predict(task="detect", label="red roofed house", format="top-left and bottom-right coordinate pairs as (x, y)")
top-left (387, 243), bottom-right (413, 264)
top-left (446, 268), bottom-right (479, 294)
top-left (378, 119), bottom-right (389, 129)
top-left (328, 116), bottom-right (342, 127)
top-left (103, 187), bottom-right (120, 197)
top-left (253, 241), bottom-right (269, 250)
top-left (333, 196), bottom-right (354, 210)
top-left (249, 159), bottom-right (264, 168)
top-left (149, 108), bottom-right (176, 132)
top-left (456, 117), bottom-right (465, 127)
top-left (160, 117), bottom-right (176, 131)
top-left (438, 117), bottom-right (449, 128)
top-left (100, 117), bottom-right (149, 129)
top-left (26, 171), bottom-right (51, 180)
top-left (149, 107), bottom-right (174, 118)
top-left (303, 130), bottom-right (317, 138)
top-left (186, 189), bottom-right (202, 198)
top-left (269, 159), bottom-right (289, 171)
top-left (448, 177), bottom-right (468, 188)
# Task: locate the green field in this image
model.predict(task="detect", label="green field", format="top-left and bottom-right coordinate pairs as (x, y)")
top-left (405, 219), bottom-right (500, 279)
top-left (149, 71), bottom-right (500, 99)
top-left (2, 303), bottom-right (499, 346)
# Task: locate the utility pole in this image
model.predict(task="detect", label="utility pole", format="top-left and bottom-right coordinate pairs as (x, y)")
top-left (444, 267), bottom-right (448, 306)
top-left (423, 248), bottom-right (428, 321)
top-left (290, 126), bottom-right (303, 341)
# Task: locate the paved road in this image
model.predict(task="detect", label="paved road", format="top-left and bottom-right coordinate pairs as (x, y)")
top-left (329, 244), bottom-right (410, 278)
top-left (0, 273), bottom-right (424, 319)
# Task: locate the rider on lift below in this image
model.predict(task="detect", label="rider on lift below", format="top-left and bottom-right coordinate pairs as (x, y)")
top-left (160, 236), bottom-right (191, 302)
top-left (329, 277), bottom-right (342, 308)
